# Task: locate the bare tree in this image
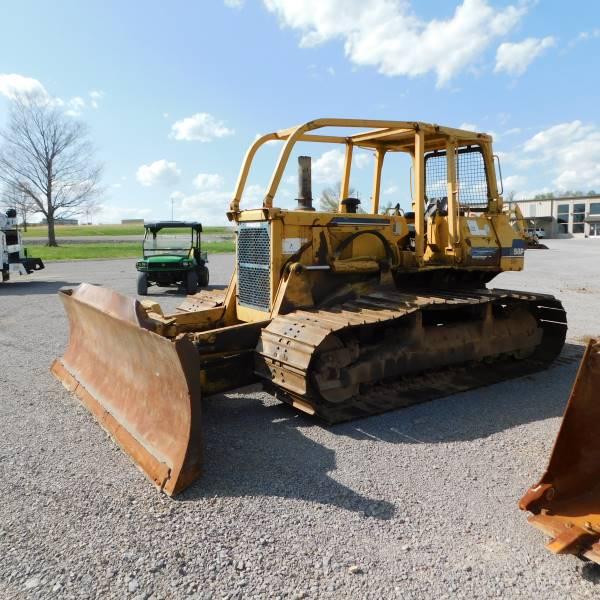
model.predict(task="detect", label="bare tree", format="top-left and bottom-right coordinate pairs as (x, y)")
top-left (82, 198), bottom-right (102, 225)
top-left (319, 182), bottom-right (357, 212)
top-left (0, 93), bottom-right (103, 245)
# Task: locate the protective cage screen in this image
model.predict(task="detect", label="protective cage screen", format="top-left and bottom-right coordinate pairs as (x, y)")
top-left (425, 146), bottom-right (490, 210)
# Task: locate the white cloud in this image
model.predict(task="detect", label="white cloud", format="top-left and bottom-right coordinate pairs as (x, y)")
top-left (495, 36), bottom-right (555, 76)
top-left (308, 63), bottom-right (337, 79)
top-left (504, 174), bottom-right (526, 191)
top-left (522, 121), bottom-right (600, 191)
top-left (243, 184), bottom-right (265, 204)
top-left (459, 121), bottom-right (500, 140)
top-left (312, 148), bottom-right (344, 183)
top-left (193, 173), bottom-right (225, 190)
top-left (174, 182), bottom-right (264, 224)
top-left (578, 29), bottom-right (600, 41)
top-left (170, 112), bottom-right (234, 142)
top-left (136, 160), bottom-right (181, 187)
top-left (294, 148), bottom-right (374, 185)
top-left (568, 28), bottom-right (600, 48)
top-left (65, 96), bottom-right (86, 117)
top-left (179, 190), bottom-right (232, 225)
top-left (224, 0), bottom-right (244, 7)
top-left (0, 73), bottom-right (49, 101)
top-left (354, 150), bottom-right (372, 169)
top-left (504, 127), bottom-right (521, 136)
top-left (96, 204), bottom-right (152, 224)
top-left (89, 89), bottom-right (104, 109)
top-left (263, 0), bottom-right (526, 85)
top-left (383, 185), bottom-right (399, 195)
top-left (0, 74), bottom-right (103, 118)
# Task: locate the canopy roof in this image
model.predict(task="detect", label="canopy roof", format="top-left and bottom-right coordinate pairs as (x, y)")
top-left (144, 221), bottom-right (202, 232)
top-left (262, 119), bottom-right (492, 152)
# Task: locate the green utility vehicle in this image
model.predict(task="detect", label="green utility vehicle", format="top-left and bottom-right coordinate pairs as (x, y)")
top-left (135, 221), bottom-right (209, 295)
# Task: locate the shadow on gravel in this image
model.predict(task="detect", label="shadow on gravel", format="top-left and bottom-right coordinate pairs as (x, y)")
top-left (336, 343), bottom-right (584, 445)
top-left (179, 392), bottom-right (395, 520)
top-left (581, 562), bottom-right (600, 584)
top-left (0, 280), bottom-right (88, 295)
top-left (139, 284), bottom-right (227, 299)
top-left (177, 344), bottom-right (583, 517)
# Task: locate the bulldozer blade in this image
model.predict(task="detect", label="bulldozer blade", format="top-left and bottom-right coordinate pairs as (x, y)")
top-left (520, 339), bottom-right (600, 563)
top-left (51, 283), bottom-right (202, 496)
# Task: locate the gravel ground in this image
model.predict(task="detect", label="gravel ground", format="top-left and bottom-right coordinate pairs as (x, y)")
top-left (1, 240), bottom-right (599, 599)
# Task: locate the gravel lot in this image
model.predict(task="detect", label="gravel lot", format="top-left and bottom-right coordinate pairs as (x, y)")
top-left (1, 240), bottom-right (599, 599)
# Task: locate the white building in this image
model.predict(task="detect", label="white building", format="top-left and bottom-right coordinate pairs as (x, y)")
top-left (511, 195), bottom-right (600, 238)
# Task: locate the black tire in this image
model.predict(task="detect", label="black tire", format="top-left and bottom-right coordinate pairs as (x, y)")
top-left (2, 269), bottom-right (8, 282)
top-left (198, 266), bottom-right (209, 287)
top-left (186, 270), bottom-right (198, 294)
top-left (137, 271), bottom-right (148, 296)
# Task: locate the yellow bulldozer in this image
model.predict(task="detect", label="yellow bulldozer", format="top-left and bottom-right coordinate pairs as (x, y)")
top-left (52, 119), bottom-right (567, 496)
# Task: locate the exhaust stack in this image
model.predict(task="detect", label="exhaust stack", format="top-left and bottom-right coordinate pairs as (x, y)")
top-left (295, 155), bottom-right (315, 211)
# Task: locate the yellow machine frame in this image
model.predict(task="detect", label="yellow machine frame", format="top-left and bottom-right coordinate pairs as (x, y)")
top-left (52, 118), bottom-right (561, 496)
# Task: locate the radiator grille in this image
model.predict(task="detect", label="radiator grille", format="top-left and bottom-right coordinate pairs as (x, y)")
top-left (237, 222), bottom-right (271, 311)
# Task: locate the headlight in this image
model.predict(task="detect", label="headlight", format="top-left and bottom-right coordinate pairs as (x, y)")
top-left (136, 261), bottom-right (146, 268)
top-left (181, 260), bottom-right (190, 267)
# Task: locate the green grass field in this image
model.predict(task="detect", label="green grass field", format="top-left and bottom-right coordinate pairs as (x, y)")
top-left (22, 224), bottom-right (232, 237)
top-left (32, 241), bottom-right (234, 261)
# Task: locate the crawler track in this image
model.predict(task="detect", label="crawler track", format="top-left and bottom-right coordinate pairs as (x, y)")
top-left (255, 288), bottom-right (567, 423)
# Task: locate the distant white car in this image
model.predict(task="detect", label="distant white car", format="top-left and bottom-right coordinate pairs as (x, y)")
top-left (525, 227), bottom-right (546, 239)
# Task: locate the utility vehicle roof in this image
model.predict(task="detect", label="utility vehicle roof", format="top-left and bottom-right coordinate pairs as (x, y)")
top-left (144, 221), bottom-right (202, 232)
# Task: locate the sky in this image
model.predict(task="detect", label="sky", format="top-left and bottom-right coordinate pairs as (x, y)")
top-left (0, 0), bottom-right (598, 224)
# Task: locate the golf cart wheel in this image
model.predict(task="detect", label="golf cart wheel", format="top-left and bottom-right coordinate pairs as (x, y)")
top-left (137, 271), bottom-right (148, 295)
top-left (198, 266), bottom-right (209, 287)
top-left (186, 270), bottom-right (198, 294)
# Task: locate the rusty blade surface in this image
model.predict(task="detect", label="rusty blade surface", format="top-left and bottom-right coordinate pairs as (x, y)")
top-left (51, 283), bottom-right (202, 496)
top-left (520, 339), bottom-right (600, 563)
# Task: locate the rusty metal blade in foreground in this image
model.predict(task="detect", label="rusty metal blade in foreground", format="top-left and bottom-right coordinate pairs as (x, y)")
top-left (51, 283), bottom-right (202, 496)
top-left (520, 339), bottom-right (600, 563)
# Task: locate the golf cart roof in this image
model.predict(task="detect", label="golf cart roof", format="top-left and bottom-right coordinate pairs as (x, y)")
top-left (144, 221), bottom-right (203, 233)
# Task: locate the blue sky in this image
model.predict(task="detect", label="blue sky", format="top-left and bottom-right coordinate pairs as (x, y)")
top-left (0, 0), bottom-right (598, 224)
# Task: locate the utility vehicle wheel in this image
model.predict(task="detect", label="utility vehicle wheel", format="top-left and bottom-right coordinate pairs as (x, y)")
top-left (1, 270), bottom-right (8, 282)
top-left (137, 271), bottom-right (148, 295)
top-left (186, 270), bottom-right (198, 294)
top-left (198, 266), bottom-right (209, 287)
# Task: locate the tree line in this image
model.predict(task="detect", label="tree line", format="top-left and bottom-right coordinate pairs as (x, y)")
top-left (533, 190), bottom-right (598, 199)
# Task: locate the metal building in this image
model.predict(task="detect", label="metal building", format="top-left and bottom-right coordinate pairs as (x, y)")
top-left (510, 195), bottom-right (600, 238)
